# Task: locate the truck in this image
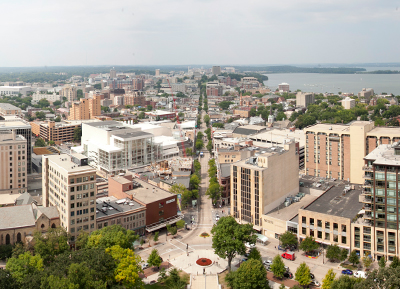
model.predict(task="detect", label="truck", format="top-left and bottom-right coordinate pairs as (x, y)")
top-left (200, 152), bottom-right (204, 157)
top-left (281, 251), bottom-right (295, 261)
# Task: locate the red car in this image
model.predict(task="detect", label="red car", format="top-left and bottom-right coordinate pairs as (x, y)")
top-left (281, 251), bottom-right (295, 261)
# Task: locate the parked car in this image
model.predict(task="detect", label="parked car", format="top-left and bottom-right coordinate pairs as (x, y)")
top-left (341, 269), bottom-right (353, 275)
top-left (310, 273), bottom-right (315, 279)
top-left (245, 243), bottom-right (255, 249)
top-left (354, 271), bottom-right (366, 278)
top-left (282, 251), bottom-right (295, 261)
top-left (310, 280), bottom-right (320, 287)
top-left (241, 257), bottom-right (248, 262)
top-left (263, 260), bottom-right (272, 266)
top-left (278, 245), bottom-right (286, 251)
top-left (141, 263), bottom-right (149, 270)
top-left (284, 272), bottom-right (293, 279)
top-left (215, 215), bottom-right (220, 221)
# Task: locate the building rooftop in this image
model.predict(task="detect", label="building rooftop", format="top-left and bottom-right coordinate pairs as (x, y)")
top-left (268, 194), bottom-right (320, 221)
top-left (45, 153), bottom-right (96, 174)
top-left (220, 163), bottom-right (231, 178)
top-left (160, 176), bottom-right (190, 189)
top-left (0, 103), bottom-right (21, 110)
top-left (302, 184), bottom-right (363, 219)
top-left (0, 204), bottom-right (36, 230)
top-left (364, 143), bottom-right (400, 166)
top-left (125, 178), bottom-right (176, 204)
top-left (250, 128), bottom-right (305, 147)
top-left (304, 123), bottom-right (349, 133)
top-left (0, 117), bottom-right (31, 129)
top-left (235, 145), bottom-right (291, 170)
top-left (113, 130), bottom-right (153, 140)
top-left (96, 196), bottom-right (144, 219)
top-left (146, 110), bottom-right (174, 116)
top-left (367, 126), bottom-right (400, 138)
top-left (233, 125), bottom-right (267, 136)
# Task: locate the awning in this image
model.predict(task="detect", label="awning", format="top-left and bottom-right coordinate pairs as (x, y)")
top-left (253, 225), bottom-right (262, 231)
top-left (358, 209), bottom-right (365, 214)
top-left (255, 233), bottom-right (269, 243)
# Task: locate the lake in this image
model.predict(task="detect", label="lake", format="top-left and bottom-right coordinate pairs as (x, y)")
top-left (263, 69), bottom-right (400, 95)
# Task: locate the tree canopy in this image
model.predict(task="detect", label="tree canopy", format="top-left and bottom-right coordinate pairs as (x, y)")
top-left (87, 225), bottom-right (138, 250)
top-left (232, 259), bottom-right (270, 289)
top-left (295, 262), bottom-right (311, 287)
top-left (270, 254), bottom-right (286, 279)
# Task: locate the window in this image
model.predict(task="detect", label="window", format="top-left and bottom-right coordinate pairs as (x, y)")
top-left (325, 232), bottom-right (330, 240)
top-left (302, 216), bottom-right (306, 224)
top-left (317, 231), bottom-right (322, 238)
top-left (317, 220), bottom-right (322, 227)
top-left (90, 191), bottom-right (94, 197)
top-left (342, 236), bottom-right (347, 244)
top-left (302, 227), bottom-right (306, 234)
top-left (341, 225), bottom-right (347, 232)
top-left (70, 195), bottom-right (75, 200)
top-left (325, 221), bottom-right (330, 229)
top-left (71, 211), bottom-right (75, 217)
top-left (70, 203), bottom-right (75, 209)
top-left (310, 218), bottom-right (314, 226)
top-left (333, 223), bottom-right (338, 230)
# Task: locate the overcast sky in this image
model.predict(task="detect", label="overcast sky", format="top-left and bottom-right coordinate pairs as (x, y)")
top-left (1, 0), bottom-right (399, 67)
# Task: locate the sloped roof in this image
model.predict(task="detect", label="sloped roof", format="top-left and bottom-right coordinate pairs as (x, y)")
top-left (0, 205), bottom-right (36, 230)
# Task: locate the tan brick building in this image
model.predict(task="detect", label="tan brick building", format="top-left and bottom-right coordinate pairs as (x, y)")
top-left (68, 94), bottom-right (101, 120)
top-left (0, 130), bottom-right (27, 194)
top-left (30, 121), bottom-right (81, 144)
top-left (42, 153), bottom-right (97, 242)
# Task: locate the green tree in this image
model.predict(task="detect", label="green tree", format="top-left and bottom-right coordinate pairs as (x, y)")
top-left (330, 275), bottom-right (360, 289)
top-left (73, 127), bottom-right (82, 142)
top-left (176, 219), bottom-right (185, 230)
top-left (348, 250), bottom-right (360, 266)
top-left (170, 183), bottom-right (187, 196)
top-left (11, 243), bottom-right (26, 258)
top-left (93, 83), bottom-right (102, 89)
top-left (299, 236), bottom-right (319, 254)
top-left (233, 259), bottom-right (270, 289)
top-left (48, 140), bottom-right (55, 146)
top-left (195, 139), bottom-right (204, 150)
top-left (77, 89), bottom-right (83, 99)
top-left (33, 227), bottom-right (70, 263)
top-left (165, 268), bottom-right (187, 289)
top-left (6, 252), bottom-right (44, 283)
top-left (206, 140), bottom-right (213, 153)
top-left (54, 115), bottom-right (62, 122)
top-left (0, 269), bottom-right (17, 289)
top-left (186, 147), bottom-right (193, 156)
top-left (153, 232), bottom-right (159, 244)
top-left (0, 244), bottom-right (13, 260)
top-left (35, 111), bottom-right (46, 120)
top-left (147, 249), bottom-right (162, 269)
top-left (53, 100), bottom-right (61, 106)
top-left (295, 262), bottom-right (311, 287)
top-left (211, 216), bottom-right (256, 272)
top-left (248, 248), bottom-right (262, 262)
top-left (204, 115), bottom-right (210, 127)
top-left (147, 105), bottom-right (153, 111)
top-left (212, 122), bottom-right (224, 128)
top-left (340, 248), bottom-right (349, 262)
top-left (218, 101), bottom-right (234, 110)
top-left (326, 244), bottom-right (341, 262)
top-left (276, 111), bottom-right (286, 121)
top-left (189, 174), bottom-right (200, 190)
top-left (87, 225), bottom-right (138, 250)
top-left (138, 111), bottom-right (145, 119)
top-left (379, 257), bottom-right (386, 268)
top-left (362, 254), bottom-right (373, 270)
top-left (322, 269), bottom-right (336, 289)
top-left (166, 224), bottom-right (177, 237)
top-left (355, 266), bottom-right (400, 289)
top-left (270, 254), bottom-right (286, 279)
top-left (75, 230), bottom-right (89, 249)
top-left (38, 98), bottom-right (50, 108)
top-left (390, 256), bottom-right (400, 268)
top-left (35, 138), bottom-right (46, 147)
top-left (105, 245), bottom-right (143, 288)
top-left (279, 231), bottom-right (298, 248)
top-left (206, 183), bottom-right (221, 204)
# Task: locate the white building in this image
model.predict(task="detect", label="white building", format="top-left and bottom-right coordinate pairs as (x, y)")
top-left (341, 97), bottom-right (356, 110)
top-left (32, 92), bottom-right (62, 104)
top-left (278, 83), bottom-right (290, 93)
top-left (0, 86), bottom-right (32, 96)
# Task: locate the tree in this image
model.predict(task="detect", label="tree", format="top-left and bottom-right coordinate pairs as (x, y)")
top-left (206, 140), bottom-right (213, 153)
top-left (248, 248), bottom-right (262, 262)
top-left (276, 111), bottom-right (286, 121)
top-left (93, 83), bottom-right (102, 90)
top-left (170, 183), bottom-right (187, 196)
top-left (326, 244), bottom-right (341, 262)
top-left (206, 183), bottom-right (221, 204)
top-left (362, 254), bottom-right (373, 270)
top-left (218, 101), bottom-right (234, 110)
top-left (0, 269), bottom-right (17, 289)
top-left (233, 259), bottom-right (270, 289)
top-left (0, 244), bottom-right (13, 260)
top-left (152, 232), bottom-right (159, 244)
top-left (211, 216), bottom-right (256, 272)
top-left (35, 138), bottom-right (46, 147)
top-left (379, 257), bottom-right (386, 268)
top-left (270, 254), bottom-right (286, 279)
top-left (166, 224), bottom-right (177, 237)
top-left (105, 245), bottom-right (143, 288)
top-left (87, 225), bottom-right (138, 250)
top-left (204, 115), bottom-right (210, 127)
top-left (35, 111), bottom-right (46, 120)
top-left (33, 227), bottom-right (70, 263)
top-left (189, 174), bottom-right (200, 190)
top-left (11, 243), bottom-right (26, 258)
top-left (322, 269), bottom-right (336, 289)
top-left (48, 140), bottom-right (55, 146)
top-left (330, 275), bottom-right (360, 289)
top-left (38, 98), bottom-right (50, 108)
top-left (212, 122), bottom-right (224, 128)
top-left (186, 148), bottom-right (193, 156)
top-left (195, 139), bottom-right (204, 150)
top-left (295, 262), bottom-right (311, 287)
top-left (299, 236), bottom-right (319, 253)
top-left (53, 100), bottom-right (62, 106)
top-left (6, 252), bottom-right (44, 283)
top-left (54, 115), bottom-right (61, 122)
top-left (73, 126), bottom-right (82, 142)
top-left (348, 250), bottom-right (360, 266)
top-left (390, 256), bottom-right (400, 268)
top-left (355, 266), bottom-right (400, 289)
top-left (138, 111), bottom-right (145, 119)
top-left (279, 231), bottom-right (298, 248)
top-left (340, 248), bottom-right (349, 262)
top-left (75, 230), bottom-right (89, 249)
top-left (165, 268), bottom-right (187, 289)
top-left (147, 249), bottom-right (162, 269)
top-left (176, 219), bottom-right (185, 230)
top-left (77, 89), bottom-right (83, 99)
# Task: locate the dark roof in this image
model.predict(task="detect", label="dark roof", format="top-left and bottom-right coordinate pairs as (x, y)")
top-left (303, 185), bottom-right (363, 219)
top-left (220, 163), bottom-right (231, 178)
top-left (85, 120), bottom-right (119, 127)
top-left (96, 198), bottom-right (144, 219)
top-left (161, 177), bottom-right (190, 189)
top-left (114, 131), bottom-right (153, 139)
top-left (233, 126), bottom-right (265, 136)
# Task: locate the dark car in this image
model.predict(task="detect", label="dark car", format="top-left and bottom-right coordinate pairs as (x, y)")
top-left (284, 272), bottom-right (293, 279)
top-left (310, 273), bottom-right (315, 279)
top-left (341, 269), bottom-right (353, 275)
top-left (241, 257), bottom-right (248, 262)
top-left (278, 245), bottom-right (286, 251)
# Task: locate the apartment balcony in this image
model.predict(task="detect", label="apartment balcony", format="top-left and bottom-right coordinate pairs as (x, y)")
top-left (362, 165), bottom-right (373, 171)
top-left (361, 190), bottom-right (372, 196)
top-left (359, 195), bottom-right (372, 204)
top-left (364, 213), bottom-right (372, 220)
top-left (363, 244), bottom-right (371, 250)
top-left (363, 173), bottom-right (373, 179)
top-left (364, 204), bottom-right (372, 211)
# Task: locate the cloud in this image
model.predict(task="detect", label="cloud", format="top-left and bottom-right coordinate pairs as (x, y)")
top-left (0, 0), bottom-right (398, 66)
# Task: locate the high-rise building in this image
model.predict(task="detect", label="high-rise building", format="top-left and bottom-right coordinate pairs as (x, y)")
top-left (278, 83), bottom-right (290, 93)
top-left (231, 141), bottom-right (299, 229)
top-left (296, 92), bottom-right (315, 107)
top-left (59, 85), bottom-right (77, 103)
top-left (155, 69), bottom-right (160, 76)
top-left (342, 97), bottom-right (356, 109)
top-left (0, 116), bottom-right (32, 174)
top-left (358, 88), bottom-right (374, 100)
top-left (110, 68), bottom-right (117, 79)
top-left (68, 94), bottom-right (101, 120)
top-left (42, 153), bottom-right (97, 242)
top-left (212, 66), bottom-right (221, 75)
top-left (0, 130), bottom-right (27, 194)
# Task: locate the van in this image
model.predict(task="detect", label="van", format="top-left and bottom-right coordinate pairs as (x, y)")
top-left (281, 251), bottom-right (295, 261)
top-left (353, 271), bottom-right (366, 279)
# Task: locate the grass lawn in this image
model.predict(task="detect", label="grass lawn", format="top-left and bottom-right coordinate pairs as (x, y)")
top-left (340, 263), bottom-right (358, 271)
top-left (144, 284), bottom-right (167, 289)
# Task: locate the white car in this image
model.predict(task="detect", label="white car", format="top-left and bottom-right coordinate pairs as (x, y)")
top-left (354, 271), bottom-right (366, 278)
top-left (310, 280), bottom-right (320, 287)
top-left (215, 215), bottom-right (220, 221)
top-left (245, 243), bottom-right (255, 249)
top-left (141, 263), bottom-right (149, 270)
top-left (263, 260), bottom-right (272, 266)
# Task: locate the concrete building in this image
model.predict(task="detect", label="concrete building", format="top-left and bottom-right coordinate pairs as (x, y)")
top-left (342, 97), bottom-right (356, 109)
top-left (68, 94), bottom-right (101, 120)
top-left (42, 153), bottom-right (97, 242)
top-left (0, 86), bottom-right (32, 96)
top-left (114, 95), bottom-right (124, 106)
top-left (155, 69), bottom-right (160, 76)
top-left (110, 68), bottom-right (117, 79)
top-left (296, 92), bottom-right (315, 107)
top-left (59, 85), bottom-right (77, 102)
top-left (0, 116), bottom-right (32, 174)
top-left (358, 88), bottom-right (374, 100)
top-left (145, 110), bottom-right (175, 120)
top-left (0, 103), bottom-right (22, 116)
top-left (212, 66), bottom-right (221, 75)
top-left (304, 122), bottom-right (400, 184)
top-left (0, 203), bottom-right (59, 245)
top-left (278, 83), bottom-right (290, 93)
top-left (0, 130), bottom-right (27, 194)
top-left (231, 141), bottom-right (299, 231)
top-left (74, 121), bottom-right (157, 175)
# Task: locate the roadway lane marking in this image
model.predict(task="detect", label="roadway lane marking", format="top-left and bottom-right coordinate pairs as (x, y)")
top-left (168, 240), bottom-right (185, 252)
top-left (174, 239), bottom-right (195, 251)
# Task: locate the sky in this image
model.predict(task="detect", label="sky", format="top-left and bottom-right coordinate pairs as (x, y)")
top-left (0, 0), bottom-right (399, 67)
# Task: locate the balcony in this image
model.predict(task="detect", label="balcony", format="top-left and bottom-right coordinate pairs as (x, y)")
top-left (361, 190), bottom-right (372, 196)
top-left (359, 195), bottom-right (372, 204)
top-left (363, 173), bottom-right (373, 179)
top-left (364, 213), bottom-right (372, 219)
top-left (362, 165), bottom-right (373, 171)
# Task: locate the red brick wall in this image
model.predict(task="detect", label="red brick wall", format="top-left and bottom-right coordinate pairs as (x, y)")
top-left (145, 196), bottom-right (177, 226)
top-left (343, 135), bottom-right (351, 181)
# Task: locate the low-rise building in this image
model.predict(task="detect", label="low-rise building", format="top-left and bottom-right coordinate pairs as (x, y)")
top-left (0, 103), bottom-right (22, 116)
top-left (0, 86), bottom-right (32, 96)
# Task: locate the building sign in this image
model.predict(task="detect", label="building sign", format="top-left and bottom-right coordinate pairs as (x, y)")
top-left (166, 198), bottom-right (176, 204)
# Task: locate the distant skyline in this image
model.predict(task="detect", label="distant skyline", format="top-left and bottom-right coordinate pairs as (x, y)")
top-left (1, 0), bottom-right (399, 67)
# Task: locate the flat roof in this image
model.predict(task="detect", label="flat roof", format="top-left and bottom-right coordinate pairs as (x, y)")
top-left (113, 130), bottom-right (153, 139)
top-left (96, 196), bottom-right (144, 219)
top-left (46, 153), bottom-right (96, 174)
top-left (302, 184), bottom-right (363, 219)
top-left (304, 123), bottom-right (349, 133)
top-left (250, 128), bottom-right (305, 147)
top-left (0, 103), bottom-right (21, 110)
top-left (125, 178), bottom-right (176, 204)
top-left (367, 127), bottom-right (400, 138)
top-left (364, 144), bottom-right (400, 166)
